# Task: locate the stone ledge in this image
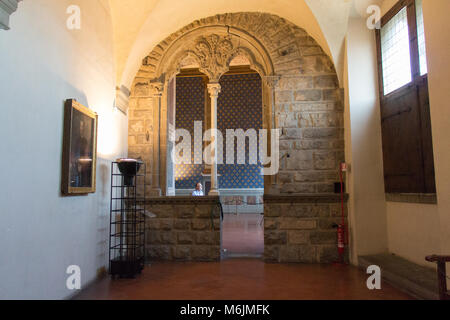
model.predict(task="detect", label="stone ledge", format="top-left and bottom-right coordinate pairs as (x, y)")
top-left (145, 195), bottom-right (220, 205)
top-left (385, 193), bottom-right (437, 204)
top-left (358, 253), bottom-right (439, 300)
top-left (264, 193), bottom-right (348, 203)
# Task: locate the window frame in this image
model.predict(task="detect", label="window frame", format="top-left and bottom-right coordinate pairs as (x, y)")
top-left (375, 0), bottom-right (436, 198)
top-left (376, 0), bottom-right (427, 100)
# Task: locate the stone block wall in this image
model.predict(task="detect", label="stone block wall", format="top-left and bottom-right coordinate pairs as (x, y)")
top-left (145, 196), bottom-right (221, 261)
top-left (264, 194), bottom-right (349, 263)
top-left (276, 84), bottom-right (345, 194)
top-left (271, 23), bottom-right (345, 194)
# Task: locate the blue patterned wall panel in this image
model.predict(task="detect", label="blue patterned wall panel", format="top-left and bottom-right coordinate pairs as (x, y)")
top-left (175, 73), bottom-right (263, 189)
top-left (217, 73), bottom-right (263, 189)
top-left (175, 77), bottom-right (205, 189)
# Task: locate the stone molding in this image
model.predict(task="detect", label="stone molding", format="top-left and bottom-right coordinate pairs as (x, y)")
top-left (0, 0), bottom-right (22, 30)
top-left (175, 188), bottom-right (264, 195)
top-left (149, 81), bottom-right (164, 97)
top-left (263, 75), bottom-right (282, 88)
top-left (114, 85), bottom-right (130, 114)
top-left (140, 14), bottom-right (280, 82)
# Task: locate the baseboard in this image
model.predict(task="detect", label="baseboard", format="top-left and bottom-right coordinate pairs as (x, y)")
top-left (66, 266), bottom-right (108, 300)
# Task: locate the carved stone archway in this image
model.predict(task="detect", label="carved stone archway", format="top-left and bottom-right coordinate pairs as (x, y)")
top-left (157, 27), bottom-right (275, 195)
top-left (129, 12), bottom-right (341, 197)
top-left (139, 25), bottom-right (277, 195)
top-left (129, 12), bottom-right (346, 264)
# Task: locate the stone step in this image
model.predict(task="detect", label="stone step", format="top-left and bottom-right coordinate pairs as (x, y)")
top-left (358, 253), bottom-right (439, 300)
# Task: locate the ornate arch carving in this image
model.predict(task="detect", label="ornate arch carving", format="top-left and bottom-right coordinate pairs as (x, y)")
top-left (151, 26), bottom-right (274, 83)
top-left (137, 12), bottom-right (337, 85)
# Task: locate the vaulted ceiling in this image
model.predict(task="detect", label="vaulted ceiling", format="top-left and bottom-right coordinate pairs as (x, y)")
top-left (108, 0), bottom-right (384, 88)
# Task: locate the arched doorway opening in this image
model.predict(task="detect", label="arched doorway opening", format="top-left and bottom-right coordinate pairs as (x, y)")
top-left (172, 55), bottom-right (265, 257)
top-left (217, 64), bottom-right (265, 258)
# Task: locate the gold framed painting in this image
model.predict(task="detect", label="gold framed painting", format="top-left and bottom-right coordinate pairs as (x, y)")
top-left (61, 99), bottom-right (98, 195)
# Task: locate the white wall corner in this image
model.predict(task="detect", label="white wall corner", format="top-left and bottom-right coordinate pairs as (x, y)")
top-left (115, 85), bottom-right (130, 114)
top-left (0, 0), bottom-right (22, 30)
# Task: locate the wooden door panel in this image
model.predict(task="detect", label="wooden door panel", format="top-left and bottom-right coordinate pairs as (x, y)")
top-left (417, 77), bottom-right (436, 193)
top-left (381, 85), bottom-right (425, 193)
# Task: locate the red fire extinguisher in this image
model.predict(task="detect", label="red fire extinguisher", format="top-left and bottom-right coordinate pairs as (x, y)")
top-left (337, 224), bottom-right (345, 256)
top-left (334, 162), bottom-right (347, 264)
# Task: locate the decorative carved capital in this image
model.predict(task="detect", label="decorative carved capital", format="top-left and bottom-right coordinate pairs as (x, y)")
top-left (207, 83), bottom-right (221, 98)
top-left (263, 75), bottom-right (281, 88)
top-left (192, 34), bottom-right (235, 82)
top-left (149, 82), bottom-right (164, 97)
top-left (0, 0), bottom-right (22, 30)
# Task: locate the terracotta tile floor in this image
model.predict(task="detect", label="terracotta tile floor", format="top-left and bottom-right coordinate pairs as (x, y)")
top-left (75, 214), bottom-right (412, 300)
top-left (221, 213), bottom-right (264, 255)
top-left (74, 259), bottom-right (413, 300)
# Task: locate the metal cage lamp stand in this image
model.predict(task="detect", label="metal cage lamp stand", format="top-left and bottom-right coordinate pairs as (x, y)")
top-left (109, 159), bottom-right (146, 278)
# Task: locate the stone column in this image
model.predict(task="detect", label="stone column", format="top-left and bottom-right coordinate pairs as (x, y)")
top-left (166, 78), bottom-right (176, 196)
top-left (207, 83), bottom-right (221, 196)
top-left (262, 76), bottom-right (280, 193)
top-left (203, 76), bottom-right (212, 168)
top-left (150, 82), bottom-right (164, 196)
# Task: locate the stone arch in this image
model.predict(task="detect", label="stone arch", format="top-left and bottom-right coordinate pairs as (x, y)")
top-left (129, 12), bottom-right (343, 196)
top-left (136, 12), bottom-right (336, 82)
top-left (149, 26), bottom-right (274, 83)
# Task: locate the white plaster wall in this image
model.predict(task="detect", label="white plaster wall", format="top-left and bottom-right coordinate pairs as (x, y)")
top-left (109, 0), bottom-right (159, 83)
top-left (423, 0), bottom-right (450, 259)
top-left (386, 202), bottom-right (440, 267)
top-left (421, 0), bottom-right (450, 288)
top-left (344, 17), bottom-right (388, 263)
top-left (380, 0), bottom-right (398, 15)
top-left (0, 0), bottom-right (127, 299)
